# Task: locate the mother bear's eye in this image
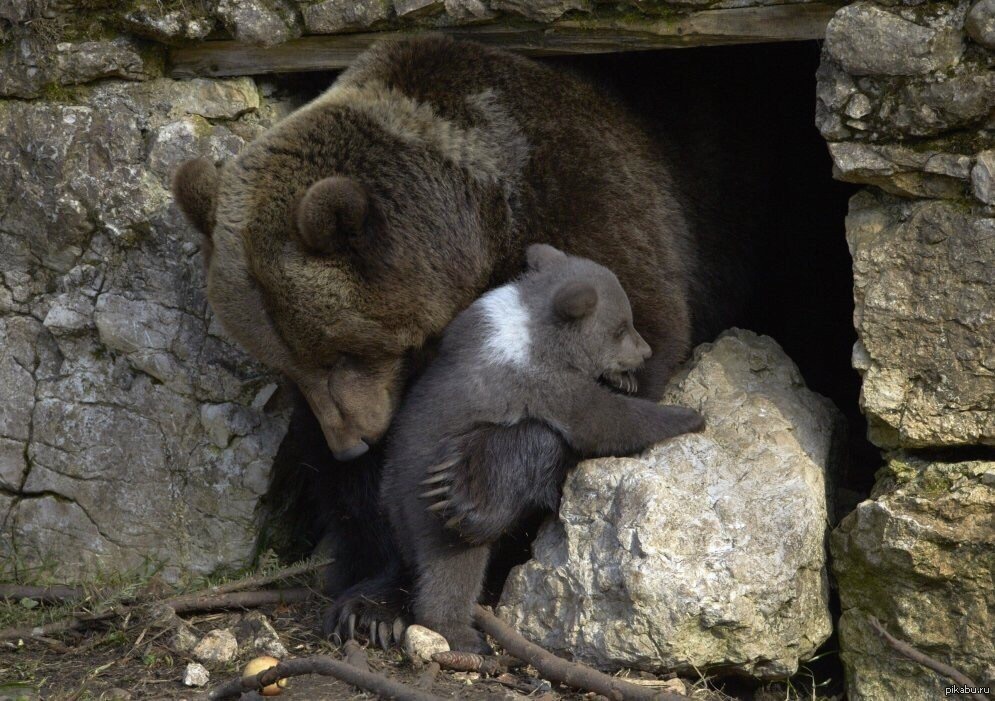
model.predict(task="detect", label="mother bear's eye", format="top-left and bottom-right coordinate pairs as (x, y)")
top-left (614, 324), bottom-right (628, 340)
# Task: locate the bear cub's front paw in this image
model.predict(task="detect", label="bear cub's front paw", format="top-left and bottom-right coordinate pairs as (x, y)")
top-left (652, 405), bottom-right (706, 440)
top-left (420, 457), bottom-right (501, 545)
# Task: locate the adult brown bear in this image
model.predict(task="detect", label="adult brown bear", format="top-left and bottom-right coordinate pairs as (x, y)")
top-left (172, 35), bottom-right (745, 598)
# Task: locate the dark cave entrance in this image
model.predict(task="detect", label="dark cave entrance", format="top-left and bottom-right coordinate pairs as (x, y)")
top-left (259, 41), bottom-right (871, 692)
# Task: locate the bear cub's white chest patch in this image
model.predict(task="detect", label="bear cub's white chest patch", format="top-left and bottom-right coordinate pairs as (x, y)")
top-left (479, 285), bottom-right (531, 366)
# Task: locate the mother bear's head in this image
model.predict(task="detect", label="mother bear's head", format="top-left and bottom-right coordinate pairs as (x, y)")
top-left (171, 54), bottom-right (528, 460)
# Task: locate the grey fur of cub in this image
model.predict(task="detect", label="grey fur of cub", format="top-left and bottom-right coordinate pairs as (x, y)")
top-left (381, 244), bottom-right (703, 653)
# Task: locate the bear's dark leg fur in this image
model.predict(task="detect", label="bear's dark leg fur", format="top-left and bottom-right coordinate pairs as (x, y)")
top-left (413, 539), bottom-right (493, 654)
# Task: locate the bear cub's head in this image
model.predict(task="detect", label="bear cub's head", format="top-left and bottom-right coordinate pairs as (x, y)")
top-left (518, 244), bottom-right (651, 385)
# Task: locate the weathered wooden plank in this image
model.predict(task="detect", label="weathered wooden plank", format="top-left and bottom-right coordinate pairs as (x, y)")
top-left (168, 3), bottom-right (841, 78)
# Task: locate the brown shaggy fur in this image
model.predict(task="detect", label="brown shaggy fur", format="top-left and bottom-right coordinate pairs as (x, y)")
top-left (172, 35), bottom-right (739, 461)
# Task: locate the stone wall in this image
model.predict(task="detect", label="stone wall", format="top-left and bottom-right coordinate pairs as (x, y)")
top-left (818, 1), bottom-right (994, 698)
top-left (0, 7), bottom-right (310, 580)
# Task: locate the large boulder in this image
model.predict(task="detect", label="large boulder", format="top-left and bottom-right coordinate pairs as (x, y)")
top-left (0, 77), bottom-right (299, 581)
top-left (847, 191), bottom-right (995, 449)
top-left (499, 330), bottom-right (841, 678)
top-left (832, 456), bottom-right (995, 700)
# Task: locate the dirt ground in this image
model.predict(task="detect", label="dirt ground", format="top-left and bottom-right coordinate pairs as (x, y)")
top-left (0, 593), bottom-right (839, 701)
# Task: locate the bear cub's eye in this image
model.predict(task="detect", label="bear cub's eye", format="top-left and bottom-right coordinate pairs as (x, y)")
top-left (614, 323), bottom-right (628, 340)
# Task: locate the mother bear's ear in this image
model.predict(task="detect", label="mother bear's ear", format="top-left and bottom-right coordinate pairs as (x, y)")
top-left (172, 158), bottom-right (219, 237)
top-left (296, 176), bottom-right (369, 254)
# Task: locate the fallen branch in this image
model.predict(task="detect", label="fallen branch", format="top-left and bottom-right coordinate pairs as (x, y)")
top-left (0, 610), bottom-right (119, 642)
top-left (432, 651), bottom-right (522, 675)
top-left (208, 655), bottom-right (446, 701)
top-left (0, 557), bottom-right (329, 642)
top-left (473, 605), bottom-right (688, 701)
top-left (868, 617), bottom-right (989, 701)
top-left (0, 585), bottom-right (86, 603)
top-left (188, 559), bottom-right (331, 599)
top-left (169, 587), bottom-right (313, 614)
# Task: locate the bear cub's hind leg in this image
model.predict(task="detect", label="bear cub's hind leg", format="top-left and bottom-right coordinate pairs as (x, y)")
top-left (414, 542), bottom-right (492, 654)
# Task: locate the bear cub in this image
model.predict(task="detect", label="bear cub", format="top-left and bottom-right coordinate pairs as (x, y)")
top-left (376, 244), bottom-right (705, 653)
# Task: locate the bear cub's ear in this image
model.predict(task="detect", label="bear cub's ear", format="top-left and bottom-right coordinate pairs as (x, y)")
top-left (553, 280), bottom-right (598, 320)
top-left (526, 243), bottom-right (567, 271)
top-left (296, 176), bottom-right (369, 254)
top-left (172, 158), bottom-right (219, 237)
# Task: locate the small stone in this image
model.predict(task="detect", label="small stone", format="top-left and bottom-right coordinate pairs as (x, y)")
top-left (966, 0), bottom-right (995, 49)
top-left (301, 0), bottom-right (391, 33)
top-left (101, 689), bottom-right (132, 701)
top-left (193, 629), bottom-right (239, 664)
top-left (234, 611), bottom-right (289, 658)
top-left (844, 93), bottom-right (872, 119)
top-left (173, 624), bottom-right (200, 653)
top-left (971, 149), bottom-right (995, 204)
top-left (402, 624), bottom-right (450, 663)
top-left (825, 2), bottom-right (964, 76)
top-left (184, 662), bottom-right (211, 687)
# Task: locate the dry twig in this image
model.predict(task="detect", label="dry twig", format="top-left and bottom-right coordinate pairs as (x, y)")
top-left (208, 654), bottom-right (446, 701)
top-left (868, 616), bottom-right (989, 701)
top-left (0, 584), bottom-right (86, 602)
top-left (473, 605), bottom-right (689, 701)
top-left (0, 559), bottom-right (329, 642)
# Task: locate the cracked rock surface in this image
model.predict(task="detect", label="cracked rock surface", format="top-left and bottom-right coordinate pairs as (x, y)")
top-left (499, 330), bottom-right (841, 678)
top-left (0, 75), bottom-right (300, 581)
top-left (832, 456), bottom-right (995, 700)
top-left (847, 191), bottom-right (995, 449)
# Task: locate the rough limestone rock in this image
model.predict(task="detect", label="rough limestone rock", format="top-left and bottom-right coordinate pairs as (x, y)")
top-left (300, 0), bottom-right (391, 33)
top-left (827, 139), bottom-right (978, 199)
top-left (0, 76), bottom-right (296, 581)
top-left (832, 456), bottom-right (995, 700)
top-left (235, 612), bottom-right (289, 658)
top-left (394, 0), bottom-right (444, 18)
top-left (971, 149), bottom-right (995, 204)
top-left (121, 5), bottom-right (217, 44)
top-left (499, 330), bottom-right (840, 678)
top-left (490, 0), bottom-right (590, 22)
top-left (215, 0), bottom-right (302, 45)
top-left (966, 0), bottom-right (995, 48)
top-left (816, 51), bottom-right (995, 141)
top-left (0, 36), bottom-right (156, 99)
top-left (824, 2), bottom-right (965, 76)
top-left (847, 191), bottom-right (995, 449)
top-left (193, 628), bottom-right (239, 664)
top-left (183, 662), bottom-right (210, 687)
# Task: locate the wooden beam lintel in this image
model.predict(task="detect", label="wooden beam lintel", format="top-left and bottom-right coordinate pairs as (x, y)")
top-left (169, 2), bottom-right (841, 78)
